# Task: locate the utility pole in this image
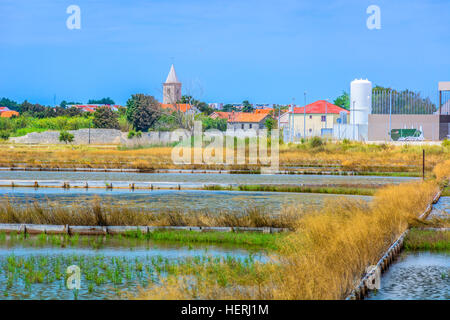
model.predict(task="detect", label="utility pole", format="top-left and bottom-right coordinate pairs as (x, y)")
top-left (352, 101), bottom-right (356, 141)
top-left (277, 104), bottom-right (280, 129)
top-left (88, 120), bottom-right (91, 144)
top-left (291, 97), bottom-right (295, 142)
top-left (389, 90), bottom-right (392, 141)
top-left (303, 91), bottom-right (307, 138)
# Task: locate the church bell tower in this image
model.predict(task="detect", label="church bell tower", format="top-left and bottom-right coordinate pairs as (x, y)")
top-left (163, 64), bottom-right (182, 104)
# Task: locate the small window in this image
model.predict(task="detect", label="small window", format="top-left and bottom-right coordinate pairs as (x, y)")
top-left (249, 124), bottom-right (252, 129)
top-left (309, 115), bottom-right (312, 119)
top-left (241, 124), bottom-right (244, 129)
top-left (309, 128), bottom-right (312, 133)
top-left (321, 115), bottom-right (326, 122)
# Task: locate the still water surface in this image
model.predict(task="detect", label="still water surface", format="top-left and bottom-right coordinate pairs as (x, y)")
top-left (367, 252), bottom-right (449, 300)
top-left (0, 187), bottom-right (371, 213)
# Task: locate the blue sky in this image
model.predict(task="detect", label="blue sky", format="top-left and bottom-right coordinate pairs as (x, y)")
top-left (0, 0), bottom-right (449, 105)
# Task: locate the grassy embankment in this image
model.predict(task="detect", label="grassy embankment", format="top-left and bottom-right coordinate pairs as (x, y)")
top-left (0, 140), bottom-right (448, 175)
top-left (135, 160), bottom-right (450, 300)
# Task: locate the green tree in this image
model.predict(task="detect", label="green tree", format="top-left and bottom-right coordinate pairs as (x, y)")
top-left (222, 104), bottom-right (235, 112)
top-left (195, 114), bottom-right (227, 131)
top-left (333, 91), bottom-right (350, 110)
top-left (265, 117), bottom-right (275, 132)
top-left (126, 94), bottom-right (161, 132)
top-left (93, 106), bottom-right (120, 129)
top-left (0, 97), bottom-right (19, 110)
top-left (179, 95), bottom-right (213, 115)
top-left (59, 131), bottom-right (74, 144)
top-left (88, 97), bottom-right (115, 105)
top-left (242, 100), bottom-right (253, 112)
top-left (60, 100), bottom-right (82, 108)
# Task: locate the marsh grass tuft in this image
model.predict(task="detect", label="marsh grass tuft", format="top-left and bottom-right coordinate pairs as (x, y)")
top-left (0, 197), bottom-right (301, 229)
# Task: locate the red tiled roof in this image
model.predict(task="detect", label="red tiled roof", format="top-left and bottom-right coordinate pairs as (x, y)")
top-left (293, 100), bottom-right (349, 114)
top-left (228, 112), bottom-right (269, 123)
top-left (70, 105), bottom-right (121, 112)
top-left (254, 108), bottom-right (273, 114)
top-left (160, 103), bottom-right (192, 113)
top-left (210, 112), bottom-right (231, 120)
top-left (0, 110), bottom-right (19, 118)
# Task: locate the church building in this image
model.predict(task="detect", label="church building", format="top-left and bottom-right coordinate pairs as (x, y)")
top-left (163, 64), bottom-right (182, 104)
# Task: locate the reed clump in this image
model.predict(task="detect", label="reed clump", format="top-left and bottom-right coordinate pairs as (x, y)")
top-left (0, 198), bottom-right (301, 229)
top-left (136, 180), bottom-right (440, 300)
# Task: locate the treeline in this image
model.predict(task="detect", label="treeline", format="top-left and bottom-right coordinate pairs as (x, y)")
top-left (0, 94), bottom-right (227, 139)
top-left (1, 97), bottom-right (116, 118)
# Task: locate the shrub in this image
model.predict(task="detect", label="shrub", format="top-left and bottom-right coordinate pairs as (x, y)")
top-left (442, 139), bottom-right (450, 148)
top-left (0, 130), bottom-right (10, 140)
top-left (308, 136), bottom-right (324, 148)
top-left (127, 130), bottom-right (135, 139)
top-left (59, 130), bottom-right (74, 144)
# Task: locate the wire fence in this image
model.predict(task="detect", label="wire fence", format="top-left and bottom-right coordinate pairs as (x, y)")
top-left (372, 89), bottom-right (438, 115)
top-left (440, 90), bottom-right (450, 115)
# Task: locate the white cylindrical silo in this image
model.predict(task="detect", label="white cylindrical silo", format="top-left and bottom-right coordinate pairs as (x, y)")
top-left (350, 79), bottom-right (372, 125)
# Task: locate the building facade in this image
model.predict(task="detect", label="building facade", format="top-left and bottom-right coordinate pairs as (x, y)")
top-left (287, 100), bottom-right (349, 140)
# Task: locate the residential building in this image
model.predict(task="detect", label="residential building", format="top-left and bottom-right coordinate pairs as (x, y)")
top-left (288, 100), bottom-right (349, 139)
top-left (68, 104), bottom-right (121, 112)
top-left (209, 111), bottom-right (230, 120)
top-left (0, 107), bottom-right (19, 118)
top-left (226, 111), bottom-right (270, 131)
top-left (160, 103), bottom-right (198, 116)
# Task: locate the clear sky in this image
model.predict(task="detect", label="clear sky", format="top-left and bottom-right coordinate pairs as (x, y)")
top-left (0, 0), bottom-right (449, 106)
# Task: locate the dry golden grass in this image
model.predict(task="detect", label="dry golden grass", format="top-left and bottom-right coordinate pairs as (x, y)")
top-left (433, 159), bottom-right (450, 183)
top-left (0, 198), bottom-right (300, 229)
top-left (1, 141), bottom-right (448, 173)
top-left (137, 178), bottom-right (444, 300)
top-left (271, 180), bottom-right (438, 299)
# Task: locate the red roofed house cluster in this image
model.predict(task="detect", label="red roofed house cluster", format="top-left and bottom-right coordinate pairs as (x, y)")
top-left (68, 104), bottom-right (122, 113)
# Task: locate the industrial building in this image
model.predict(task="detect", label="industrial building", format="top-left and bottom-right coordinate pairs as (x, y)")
top-left (278, 79), bottom-right (450, 142)
top-left (367, 81), bottom-right (450, 141)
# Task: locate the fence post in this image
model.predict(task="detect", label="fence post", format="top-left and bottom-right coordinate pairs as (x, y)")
top-left (422, 149), bottom-right (425, 180)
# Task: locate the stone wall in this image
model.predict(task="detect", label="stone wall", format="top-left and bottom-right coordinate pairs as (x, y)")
top-left (9, 129), bottom-right (179, 145)
top-left (8, 128), bottom-right (272, 145)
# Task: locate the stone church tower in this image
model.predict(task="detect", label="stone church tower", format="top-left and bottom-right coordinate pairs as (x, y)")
top-left (163, 64), bottom-right (182, 104)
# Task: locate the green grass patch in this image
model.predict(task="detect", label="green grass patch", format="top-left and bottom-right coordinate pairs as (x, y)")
top-left (124, 230), bottom-right (282, 250)
top-left (0, 230), bottom-right (282, 251)
top-left (404, 229), bottom-right (450, 251)
top-left (204, 184), bottom-right (376, 196)
top-left (442, 187), bottom-right (450, 196)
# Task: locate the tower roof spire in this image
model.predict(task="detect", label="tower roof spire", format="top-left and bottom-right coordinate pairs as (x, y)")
top-left (165, 64), bottom-right (180, 83)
